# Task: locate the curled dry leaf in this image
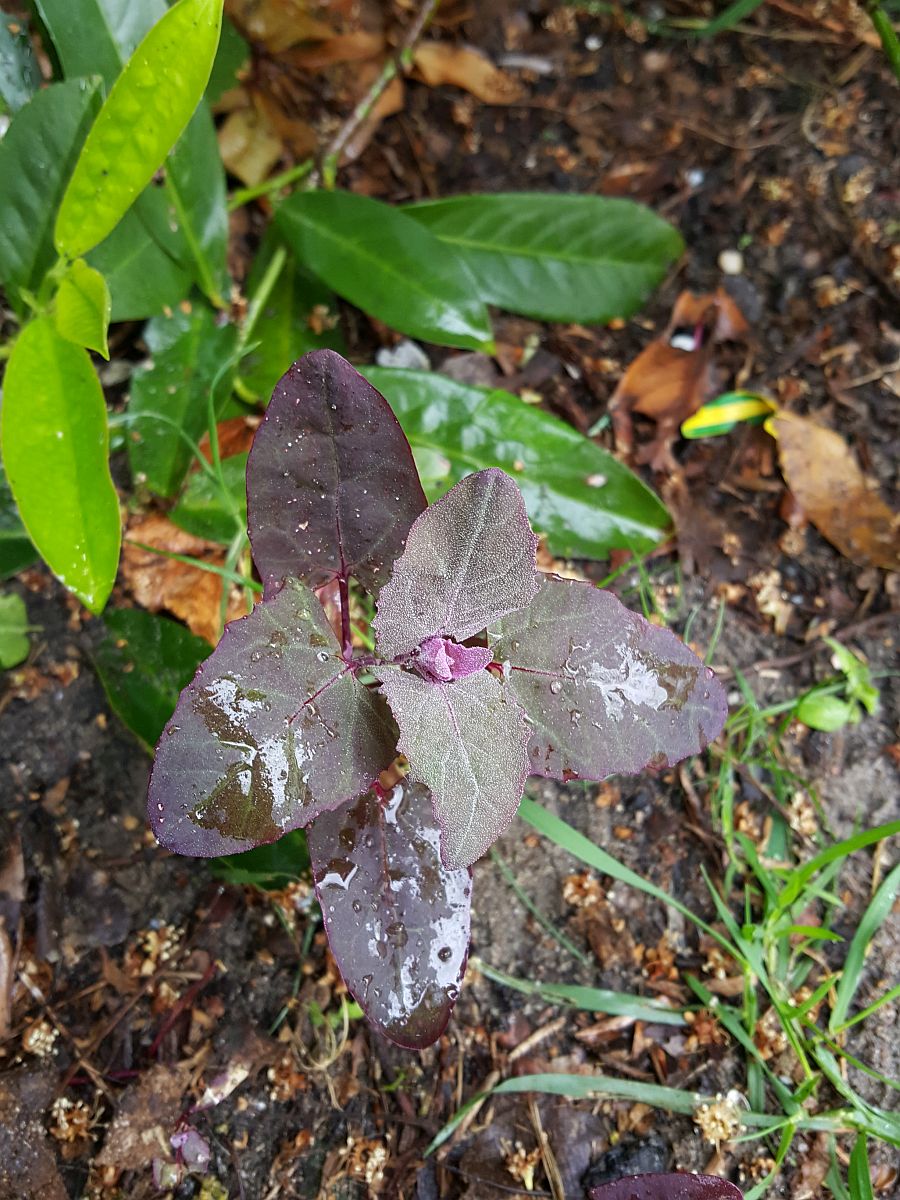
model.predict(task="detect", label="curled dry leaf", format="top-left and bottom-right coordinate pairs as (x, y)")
top-left (225, 0), bottom-right (335, 54)
top-left (769, 412), bottom-right (900, 571)
top-left (414, 41), bottom-right (525, 104)
top-left (218, 105), bottom-right (284, 187)
top-left (122, 514), bottom-right (247, 644)
top-left (283, 30), bottom-right (386, 71)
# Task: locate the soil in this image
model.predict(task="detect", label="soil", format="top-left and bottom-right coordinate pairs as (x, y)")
top-left (1, 3), bottom-right (899, 1199)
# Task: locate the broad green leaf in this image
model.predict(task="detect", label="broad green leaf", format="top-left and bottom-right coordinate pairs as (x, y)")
top-left (33, 0), bottom-right (164, 83)
top-left (0, 591), bottom-right (30, 668)
top-left (0, 78), bottom-right (101, 307)
top-left (54, 0), bottom-right (225, 261)
top-left (1, 317), bottom-right (121, 612)
top-left (148, 577), bottom-right (396, 857)
top-left (170, 452), bottom-right (247, 544)
top-left (213, 829), bottom-right (309, 889)
top-left (54, 258), bottom-right (111, 357)
top-left (0, 459), bottom-right (37, 580)
top-left (0, 9), bottom-right (40, 113)
top-left (406, 193), bottom-right (683, 324)
top-left (276, 191), bottom-right (494, 352)
top-left (128, 305), bottom-right (238, 497)
top-left (87, 205), bottom-right (192, 322)
top-left (373, 469), bottom-right (539, 660)
top-left (796, 690), bottom-right (855, 732)
top-left (364, 367), bottom-right (672, 560)
top-left (206, 14), bottom-right (248, 104)
top-left (94, 607), bottom-right (210, 747)
top-left (373, 665), bottom-right (529, 870)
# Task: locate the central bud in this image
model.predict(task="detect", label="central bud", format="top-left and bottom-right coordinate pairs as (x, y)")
top-left (415, 636), bottom-right (493, 683)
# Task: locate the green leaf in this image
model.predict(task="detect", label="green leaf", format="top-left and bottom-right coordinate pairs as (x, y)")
top-left (33, 0), bottom-right (165, 84)
top-left (0, 9), bottom-right (41, 113)
top-left (276, 191), bottom-right (493, 352)
top-left (54, 258), bottom-right (111, 357)
top-left (364, 367), bottom-right (671, 559)
top-left (0, 459), bottom-right (37, 580)
top-left (693, 0), bottom-right (765, 37)
top-left (796, 691), bottom-right (855, 732)
top-left (213, 829), bottom-right (310, 890)
top-left (206, 14), bottom-right (248, 104)
top-left (0, 78), bottom-right (101, 306)
top-left (1, 317), bottom-right (121, 612)
top-left (831, 862), bottom-right (900, 1033)
top-left (128, 305), bottom-right (238, 497)
top-left (170, 452), bottom-right (248, 544)
top-left (0, 591), bottom-right (30, 668)
top-left (93, 606), bottom-right (210, 747)
top-left (848, 1134), bottom-right (874, 1200)
top-left (87, 204), bottom-right (193, 322)
top-left (54, 0), bottom-right (225, 261)
top-left (405, 193), bottom-right (683, 324)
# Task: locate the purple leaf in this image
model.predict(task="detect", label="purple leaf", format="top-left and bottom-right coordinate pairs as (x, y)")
top-left (308, 779), bottom-right (471, 1049)
top-left (246, 350), bottom-right (427, 597)
top-left (589, 1173), bottom-right (743, 1200)
top-left (416, 636), bottom-right (493, 682)
top-left (373, 666), bottom-right (530, 869)
top-left (149, 578), bottom-right (396, 857)
top-left (373, 468), bottom-right (540, 660)
top-left (492, 577), bottom-right (727, 780)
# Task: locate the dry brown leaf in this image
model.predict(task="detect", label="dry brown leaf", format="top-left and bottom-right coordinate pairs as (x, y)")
top-left (771, 412), bottom-right (900, 571)
top-left (283, 29), bottom-right (385, 70)
top-left (122, 515), bottom-right (247, 644)
top-left (414, 41), bottom-right (524, 104)
top-left (252, 90), bottom-right (319, 159)
top-left (343, 72), bottom-right (405, 162)
top-left (218, 106), bottom-right (284, 187)
top-left (198, 416), bottom-right (261, 463)
top-left (225, 0), bottom-right (335, 54)
top-left (96, 1064), bottom-right (190, 1171)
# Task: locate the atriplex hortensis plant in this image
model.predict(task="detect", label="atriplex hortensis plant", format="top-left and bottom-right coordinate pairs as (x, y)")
top-left (149, 350), bottom-right (727, 1048)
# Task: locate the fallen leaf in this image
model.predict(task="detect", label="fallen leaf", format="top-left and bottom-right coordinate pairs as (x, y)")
top-left (769, 412), bottom-right (900, 571)
top-left (218, 105), bottom-right (284, 187)
top-left (252, 89), bottom-right (319, 159)
top-left (122, 515), bottom-right (248, 644)
top-left (0, 1067), bottom-right (67, 1200)
top-left (414, 41), bottom-right (524, 104)
top-left (283, 29), bottom-right (385, 70)
top-left (225, 0), bottom-right (335, 54)
top-left (198, 417), bottom-right (261, 463)
top-left (343, 72), bottom-right (405, 163)
top-left (96, 1064), bottom-right (190, 1172)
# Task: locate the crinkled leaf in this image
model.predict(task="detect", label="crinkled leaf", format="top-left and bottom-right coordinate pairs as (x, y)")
top-left (0, 10), bottom-right (41, 113)
top-left (406, 193), bottom-right (684, 324)
top-left (309, 779), bottom-right (471, 1048)
top-left (170, 453), bottom-right (247, 545)
top-left (492, 577), bottom-right (727, 781)
top-left (373, 468), bottom-right (539, 661)
top-left (149, 577), bottom-right (396, 857)
top-left (589, 1175), bottom-right (742, 1200)
top-left (94, 607), bottom-right (211, 748)
top-left (0, 459), bottom-right (37, 580)
top-left (54, 258), bottom-right (111, 358)
top-left (364, 367), bottom-right (671, 561)
top-left (0, 592), bottom-right (30, 669)
top-left (246, 350), bottom-right (426, 597)
top-left (373, 667), bottom-right (529, 869)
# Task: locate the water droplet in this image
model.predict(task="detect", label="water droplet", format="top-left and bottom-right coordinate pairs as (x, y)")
top-left (570, 709), bottom-right (581, 726)
top-left (447, 986), bottom-right (459, 1001)
top-left (549, 680), bottom-right (562, 695)
top-left (316, 650), bottom-right (329, 662)
top-left (351, 899), bottom-right (362, 914)
top-left (437, 946), bottom-right (452, 962)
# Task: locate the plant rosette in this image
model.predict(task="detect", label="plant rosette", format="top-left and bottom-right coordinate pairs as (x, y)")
top-left (149, 350), bottom-right (727, 1048)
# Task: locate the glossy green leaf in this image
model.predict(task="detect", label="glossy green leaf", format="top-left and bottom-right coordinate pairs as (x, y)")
top-left (364, 368), bottom-right (671, 560)
top-left (206, 14), bottom-right (248, 104)
top-left (170, 453), bottom-right (248, 544)
top-left (796, 691), bottom-right (856, 732)
top-left (276, 191), bottom-right (493, 352)
top-left (54, 258), bottom-right (111, 357)
top-left (128, 305), bottom-right (238, 497)
top-left (406, 193), bottom-right (683, 324)
top-left (0, 9), bottom-right (40, 113)
top-left (94, 606), bottom-right (211, 747)
top-left (1, 317), bottom-right (121, 612)
top-left (0, 592), bottom-right (30, 668)
top-left (0, 459), bottom-right (37, 580)
top-left (33, 0), bottom-right (164, 83)
top-left (54, 0), bottom-right (225, 261)
top-left (87, 205), bottom-right (193, 322)
top-left (213, 829), bottom-right (310, 890)
top-left (0, 78), bottom-right (101, 306)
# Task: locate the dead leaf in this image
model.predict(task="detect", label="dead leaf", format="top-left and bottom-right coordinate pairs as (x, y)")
top-left (770, 412), bottom-right (900, 571)
top-left (343, 73), bottom-right (405, 163)
top-left (225, 0), bottom-right (335, 54)
top-left (414, 41), bottom-right (524, 104)
top-left (0, 1067), bottom-right (67, 1200)
top-left (218, 105), bottom-right (284, 187)
top-left (198, 416), bottom-right (261, 463)
top-left (252, 89), bottom-right (319, 159)
top-left (122, 515), bottom-right (247, 644)
top-left (283, 29), bottom-right (385, 70)
top-left (96, 1064), bottom-right (189, 1172)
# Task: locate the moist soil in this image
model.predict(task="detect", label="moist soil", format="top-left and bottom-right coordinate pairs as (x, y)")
top-left (1, 3), bottom-right (898, 1198)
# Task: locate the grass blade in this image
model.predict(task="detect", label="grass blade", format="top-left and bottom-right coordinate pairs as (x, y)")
top-left (830, 862), bottom-right (900, 1033)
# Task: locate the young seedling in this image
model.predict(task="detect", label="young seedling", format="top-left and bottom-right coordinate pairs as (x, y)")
top-left (149, 350), bottom-right (727, 1047)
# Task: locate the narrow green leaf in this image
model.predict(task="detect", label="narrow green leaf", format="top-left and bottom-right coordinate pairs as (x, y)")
top-left (831, 862), bottom-right (900, 1033)
top-left (693, 0), bottom-right (765, 37)
top-left (87, 205), bottom-right (193, 322)
top-left (170, 453), bottom-right (247, 544)
top-left (0, 9), bottom-right (41, 113)
top-left (776, 821), bottom-right (900, 916)
top-left (0, 592), bottom-right (30, 668)
top-left (0, 78), bottom-right (101, 305)
top-left (128, 305), bottom-right (237, 497)
top-left (93, 607), bottom-right (210, 747)
top-left (364, 367), bottom-right (671, 560)
top-left (54, 258), bottom-right (111, 357)
top-left (0, 459), bottom-right (37, 580)
top-left (276, 191), bottom-right (494, 352)
top-left (1, 318), bottom-right (121, 612)
top-left (405, 193), bottom-right (683, 324)
top-left (54, 0), bottom-right (224, 260)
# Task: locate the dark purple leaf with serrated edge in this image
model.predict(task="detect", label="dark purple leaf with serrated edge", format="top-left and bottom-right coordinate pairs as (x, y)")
top-left (373, 665), bottom-right (529, 869)
top-left (589, 1174), bottom-right (743, 1200)
top-left (149, 578), bottom-right (396, 857)
top-left (373, 468), bottom-right (540, 660)
top-left (492, 577), bottom-right (727, 781)
top-left (246, 350), bottom-right (427, 597)
top-left (308, 779), bottom-right (471, 1049)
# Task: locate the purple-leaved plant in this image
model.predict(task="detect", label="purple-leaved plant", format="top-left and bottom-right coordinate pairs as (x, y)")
top-left (149, 349), bottom-right (727, 1048)
top-left (589, 1175), bottom-right (742, 1200)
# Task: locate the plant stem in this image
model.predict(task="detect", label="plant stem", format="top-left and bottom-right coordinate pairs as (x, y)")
top-left (339, 576), bottom-right (353, 659)
top-left (866, 1), bottom-right (900, 81)
top-left (227, 158), bottom-right (315, 213)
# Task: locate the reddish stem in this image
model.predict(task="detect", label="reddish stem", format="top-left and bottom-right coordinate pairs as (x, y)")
top-left (339, 575), bottom-right (353, 660)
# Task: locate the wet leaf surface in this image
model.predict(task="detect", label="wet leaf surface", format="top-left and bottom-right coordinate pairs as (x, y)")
top-left (308, 780), bottom-right (471, 1048)
top-left (589, 1175), bottom-right (743, 1200)
top-left (247, 350), bottom-right (426, 597)
top-left (492, 576), bottom-right (728, 781)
